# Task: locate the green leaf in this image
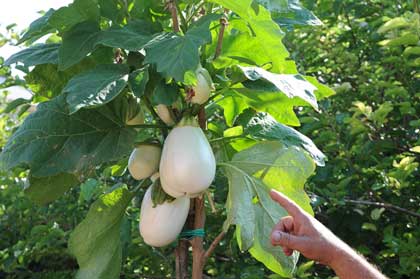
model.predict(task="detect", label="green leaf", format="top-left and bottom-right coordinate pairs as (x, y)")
top-left (304, 76), bottom-right (335, 99)
top-left (211, 0), bottom-right (297, 73)
top-left (244, 112), bottom-right (326, 166)
top-left (216, 88), bottom-right (300, 127)
top-left (239, 66), bottom-right (318, 110)
top-left (49, 0), bottom-right (100, 32)
top-left (128, 68), bottom-right (149, 98)
top-left (98, 0), bottom-right (125, 23)
top-left (26, 58), bottom-right (97, 99)
top-left (2, 98), bottom-right (31, 113)
top-left (268, 0), bottom-right (322, 27)
top-left (378, 17), bottom-right (411, 33)
top-left (410, 146), bottom-right (420, 153)
top-left (220, 141), bottom-right (315, 277)
top-left (25, 173), bottom-right (80, 205)
top-left (80, 178), bottom-right (101, 201)
top-left (69, 185), bottom-right (133, 279)
top-left (5, 44), bottom-right (59, 67)
top-left (58, 21), bottom-right (101, 70)
top-left (18, 9), bottom-right (56, 44)
top-left (98, 20), bottom-right (160, 51)
top-left (216, 91), bottom-right (249, 126)
top-left (0, 95), bottom-right (136, 177)
top-left (151, 80), bottom-right (179, 105)
top-left (144, 14), bottom-right (220, 81)
top-left (63, 64), bottom-right (130, 113)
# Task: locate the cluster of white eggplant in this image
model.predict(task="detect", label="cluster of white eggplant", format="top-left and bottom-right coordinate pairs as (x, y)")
top-left (128, 66), bottom-right (215, 247)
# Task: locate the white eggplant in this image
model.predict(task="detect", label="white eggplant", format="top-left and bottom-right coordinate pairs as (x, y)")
top-left (160, 116), bottom-right (216, 197)
top-left (190, 66), bottom-right (214, 105)
top-left (128, 144), bottom-right (161, 180)
top-left (126, 109), bottom-right (145, 125)
top-left (156, 104), bottom-right (175, 126)
top-left (139, 186), bottom-right (190, 247)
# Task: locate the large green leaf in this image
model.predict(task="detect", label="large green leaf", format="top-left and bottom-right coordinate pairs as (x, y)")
top-left (5, 44), bottom-right (59, 67)
top-left (69, 185), bottom-right (133, 279)
top-left (98, 0), bottom-right (125, 23)
top-left (216, 88), bottom-right (301, 127)
top-left (220, 141), bottom-right (315, 277)
top-left (244, 112), bottom-right (326, 166)
top-left (18, 9), bottom-right (56, 44)
top-left (128, 68), bottom-right (149, 98)
top-left (63, 64), bottom-right (130, 113)
top-left (211, 0), bottom-right (297, 74)
top-left (144, 14), bottom-right (220, 81)
top-left (151, 80), bottom-right (179, 105)
top-left (239, 66), bottom-right (318, 110)
top-left (98, 20), bottom-right (160, 51)
top-left (256, 0), bottom-right (322, 27)
top-left (58, 21), bottom-right (101, 70)
top-left (49, 0), bottom-right (100, 32)
top-left (0, 95), bottom-right (136, 177)
top-left (25, 173), bottom-right (80, 205)
top-left (26, 58), bottom-right (97, 100)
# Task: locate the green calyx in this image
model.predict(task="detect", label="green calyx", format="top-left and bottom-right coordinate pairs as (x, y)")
top-left (177, 115), bottom-right (199, 128)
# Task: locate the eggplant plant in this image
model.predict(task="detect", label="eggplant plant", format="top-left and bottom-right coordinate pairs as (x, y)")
top-left (0, 0), bottom-right (334, 278)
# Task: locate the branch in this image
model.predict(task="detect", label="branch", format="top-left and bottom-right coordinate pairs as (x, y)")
top-left (205, 191), bottom-right (217, 213)
top-left (213, 15), bottom-right (228, 60)
top-left (167, 0), bottom-right (180, 32)
top-left (344, 199), bottom-right (420, 219)
top-left (202, 231), bottom-right (225, 264)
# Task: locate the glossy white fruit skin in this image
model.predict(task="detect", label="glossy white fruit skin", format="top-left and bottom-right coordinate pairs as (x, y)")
top-left (139, 186), bottom-right (190, 247)
top-left (160, 126), bottom-right (216, 197)
top-left (191, 72), bottom-right (212, 105)
top-left (156, 104), bottom-right (175, 126)
top-left (128, 145), bottom-right (161, 180)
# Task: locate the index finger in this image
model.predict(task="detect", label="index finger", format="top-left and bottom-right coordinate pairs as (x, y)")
top-left (270, 189), bottom-right (304, 218)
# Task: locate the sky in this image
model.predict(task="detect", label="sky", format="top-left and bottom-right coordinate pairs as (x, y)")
top-left (0, 0), bottom-right (72, 99)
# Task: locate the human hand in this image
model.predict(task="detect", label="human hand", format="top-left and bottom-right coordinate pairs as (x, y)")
top-left (269, 189), bottom-right (345, 266)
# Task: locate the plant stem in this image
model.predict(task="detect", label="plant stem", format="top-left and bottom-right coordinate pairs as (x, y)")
top-left (168, 0), bottom-right (180, 32)
top-left (344, 199), bottom-right (420, 219)
top-left (414, 0), bottom-right (419, 13)
top-left (213, 15), bottom-right (228, 60)
top-left (202, 231), bottom-right (225, 264)
top-left (192, 197), bottom-right (206, 279)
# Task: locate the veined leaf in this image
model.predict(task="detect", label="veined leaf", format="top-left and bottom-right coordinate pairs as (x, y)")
top-left (69, 185), bottom-right (133, 279)
top-left (144, 14), bottom-right (220, 81)
top-left (5, 44), bottom-right (60, 67)
top-left (49, 0), bottom-right (100, 32)
top-left (220, 141), bottom-right (315, 277)
top-left (58, 21), bottom-right (101, 70)
top-left (210, 0), bottom-right (297, 74)
top-left (0, 95), bottom-right (136, 177)
top-left (268, 0), bottom-right (322, 27)
top-left (18, 9), bottom-right (56, 44)
top-left (239, 66), bottom-right (318, 110)
top-left (128, 68), bottom-right (149, 98)
top-left (244, 112), bottom-right (326, 166)
top-left (216, 89), bottom-right (300, 127)
top-left (63, 64), bottom-right (130, 113)
top-left (25, 173), bottom-right (80, 205)
top-left (98, 20), bottom-right (160, 51)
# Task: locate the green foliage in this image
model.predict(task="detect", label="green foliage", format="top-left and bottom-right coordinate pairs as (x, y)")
top-left (285, 0), bottom-right (420, 278)
top-left (0, 0), bottom-right (332, 278)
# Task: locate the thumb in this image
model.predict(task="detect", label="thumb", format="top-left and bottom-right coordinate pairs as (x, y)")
top-left (271, 231), bottom-right (305, 251)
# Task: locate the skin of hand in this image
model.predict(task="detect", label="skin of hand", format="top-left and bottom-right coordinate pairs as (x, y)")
top-left (269, 189), bottom-right (388, 279)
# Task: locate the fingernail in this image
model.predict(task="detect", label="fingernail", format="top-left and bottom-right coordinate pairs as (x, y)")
top-left (272, 231), bottom-right (281, 242)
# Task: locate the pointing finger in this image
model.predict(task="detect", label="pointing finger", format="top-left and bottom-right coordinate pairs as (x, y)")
top-left (270, 189), bottom-right (304, 218)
